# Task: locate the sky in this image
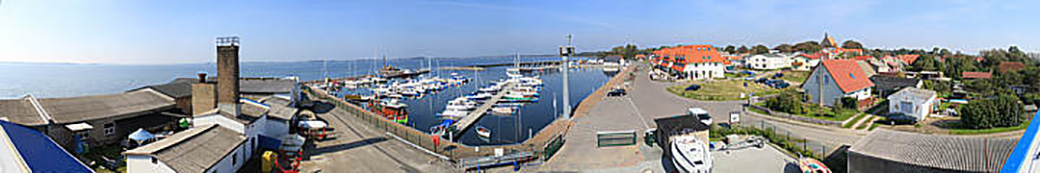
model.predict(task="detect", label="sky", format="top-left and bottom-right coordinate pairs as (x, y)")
top-left (1, 0), bottom-right (1038, 64)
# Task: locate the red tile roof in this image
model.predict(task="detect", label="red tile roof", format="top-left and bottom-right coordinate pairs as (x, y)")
top-left (822, 59), bottom-right (875, 93)
top-left (799, 53), bottom-right (823, 60)
top-left (961, 72), bottom-right (992, 79)
top-left (897, 54), bottom-right (920, 65)
top-left (652, 45), bottom-right (726, 65)
top-left (853, 56), bottom-right (873, 61)
top-left (998, 61), bottom-right (1025, 73)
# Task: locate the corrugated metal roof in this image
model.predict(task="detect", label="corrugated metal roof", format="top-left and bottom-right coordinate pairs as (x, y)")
top-left (37, 89), bottom-right (175, 124)
top-left (849, 129), bottom-right (1015, 172)
top-left (0, 99), bottom-right (47, 126)
top-left (125, 124), bottom-right (246, 173)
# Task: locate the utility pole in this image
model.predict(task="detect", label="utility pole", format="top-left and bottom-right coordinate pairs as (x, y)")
top-left (561, 35), bottom-right (575, 119)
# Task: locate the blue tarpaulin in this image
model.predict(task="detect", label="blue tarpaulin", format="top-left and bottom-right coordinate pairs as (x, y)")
top-left (0, 120), bottom-right (92, 172)
top-left (1001, 111), bottom-right (1040, 172)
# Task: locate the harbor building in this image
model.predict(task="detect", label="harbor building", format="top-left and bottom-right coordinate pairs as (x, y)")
top-left (127, 37), bottom-right (300, 173)
top-left (0, 120), bottom-right (93, 172)
top-left (650, 45), bottom-right (727, 80)
top-left (848, 129), bottom-right (1014, 173)
top-left (0, 88), bottom-right (179, 152)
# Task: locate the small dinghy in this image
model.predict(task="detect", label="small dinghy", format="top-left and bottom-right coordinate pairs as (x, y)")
top-left (475, 126), bottom-right (491, 138)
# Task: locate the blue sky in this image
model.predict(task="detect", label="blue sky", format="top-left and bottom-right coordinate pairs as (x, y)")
top-left (1, 0), bottom-right (1037, 64)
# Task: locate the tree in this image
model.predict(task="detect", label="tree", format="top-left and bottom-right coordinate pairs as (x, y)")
top-left (766, 91), bottom-right (807, 114)
top-left (724, 45), bottom-right (736, 54)
top-left (961, 94), bottom-right (1023, 129)
top-left (923, 80), bottom-right (952, 95)
top-left (610, 44), bottom-right (639, 59)
top-left (774, 44), bottom-right (794, 53)
top-left (794, 41), bottom-right (821, 53)
top-left (737, 46), bottom-right (749, 54)
top-left (910, 54), bottom-right (940, 71)
top-left (944, 55), bottom-right (978, 80)
top-left (751, 45), bottom-right (769, 54)
top-left (842, 40), bottom-right (864, 49)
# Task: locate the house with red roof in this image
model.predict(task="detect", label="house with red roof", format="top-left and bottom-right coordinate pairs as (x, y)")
top-left (896, 54), bottom-right (920, 65)
top-left (802, 59), bottom-right (876, 107)
top-left (998, 61), bottom-right (1025, 73)
top-left (793, 53), bottom-right (823, 71)
top-left (650, 45), bottom-right (727, 80)
top-left (961, 71), bottom-right (992, 80)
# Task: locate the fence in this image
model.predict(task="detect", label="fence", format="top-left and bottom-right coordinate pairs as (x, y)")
top-left (748, 104), bottom-right (844, 127)
top-left (737, 120), bottom-right (836, 160)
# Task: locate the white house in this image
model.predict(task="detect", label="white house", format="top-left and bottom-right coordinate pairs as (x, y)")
top-left (746, 54), bottom-right (793, 70)
top-left (792, 54), bottom-right (822, 71)
top-left (126, 98), bottom-right (295, 173)
top-left (125, 124), bottom-right (250, 173)
top-left (802, 59), bottom-right (876, 107)
top-left (682, 62), bottom-right (726, 80)
top-left (887, 88), bottom-right (938, 120)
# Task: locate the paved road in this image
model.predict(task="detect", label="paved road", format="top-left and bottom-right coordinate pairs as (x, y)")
top-left (629, 63), bottom-right (864, 148)
top-left (298, 101), bottom-right (456, 173)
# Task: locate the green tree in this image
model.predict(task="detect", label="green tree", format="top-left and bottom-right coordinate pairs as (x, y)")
top-left (944, 55), bottom-right (978, 80)
top-left (724, 45), bottom-right (736, 54)
top-left (774, 44), bottom-right (794, 53)
top-left (737, 46), bottom-right (749, 54)
top-left (794, 41), bottom-right (821, 53)
top-left (961, 94), bottom-right (1023, 129)
top-left (842, 40), bottom-right (863, 49)
top-left (751, 45), bottom-right (770, 54)
top-left (910, 54), bottom-right (940, 71)
top-left (766, 91), bottom-right (807, 114)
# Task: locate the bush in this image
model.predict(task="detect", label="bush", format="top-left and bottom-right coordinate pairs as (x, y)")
top-left (961, 94), bottom-right (1023, 129)
top-left (766, 91), bottom-right (807, 114)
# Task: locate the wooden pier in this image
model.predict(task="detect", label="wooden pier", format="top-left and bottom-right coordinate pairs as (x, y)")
top-left (451, 82), bottom-right (516, 138)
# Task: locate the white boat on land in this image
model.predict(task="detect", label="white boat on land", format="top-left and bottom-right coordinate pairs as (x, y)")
top-left (670, 135), bottom-right (712, 173)
top-left (476, 126), bottom-right (492, 138)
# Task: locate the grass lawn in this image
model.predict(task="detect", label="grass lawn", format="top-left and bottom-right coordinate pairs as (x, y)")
top-left (949, 121), bottom-right (1030, 135)
top-left (869, 123), bottom-right (881, 131)
top-left (856, 116), bottom-right (875, 130)
top-left (843, 113), bottom-right (868, 128)
top-left (788, 108), bottom-right (859, 122)
top-left (780, 71), bottom-right (811, 83)
top-left (667, 80), bottom-right (782, 101)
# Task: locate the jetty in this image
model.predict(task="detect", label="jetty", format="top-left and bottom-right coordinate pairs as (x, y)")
top-left (451, 82), bottom-right (516, 138)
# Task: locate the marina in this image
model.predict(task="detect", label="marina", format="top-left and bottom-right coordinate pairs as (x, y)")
top-left (320, 61), bottom-right (613, 145)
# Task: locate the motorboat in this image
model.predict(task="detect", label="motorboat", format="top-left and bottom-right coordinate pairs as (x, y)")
top-left (670, 135), bottom-right (712, 173)
top-left (371, 99), bottom-right (408, 124)
top-left (506, 68), bottom-right (523, 78)
top-left (475, 126), bottom-right (492, 138)
top-left (438, 110), bottom-right (469, 118)
top-left (429, 119), bottom-right (455, 136)
top-left (491, 107), bottom-right (514, 115)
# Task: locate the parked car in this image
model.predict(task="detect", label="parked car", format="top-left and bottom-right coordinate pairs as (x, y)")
top-left (607, 88), bottom-right (627, 97)
top-left (773, 82), bottom-right (790, 89)
top-left (755, 78), bottom-right (769, 83)
top-left (773, 72), bottom-right (784, 79)
top-left (685, 85), bottom-right (701, 91)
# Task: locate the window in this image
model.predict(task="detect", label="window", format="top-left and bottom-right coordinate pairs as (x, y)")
top-left (103, 123), bottom-right (115, 136)
top-left (76, 130), bottom-right (90, 139)
top-left (232, 152), bottom-right (237, 165)
top-left (151, 157), bottom-right (157, 164)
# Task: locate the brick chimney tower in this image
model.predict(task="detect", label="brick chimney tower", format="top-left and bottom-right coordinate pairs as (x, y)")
top-left (215, 36), bottom-right (240, 115)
